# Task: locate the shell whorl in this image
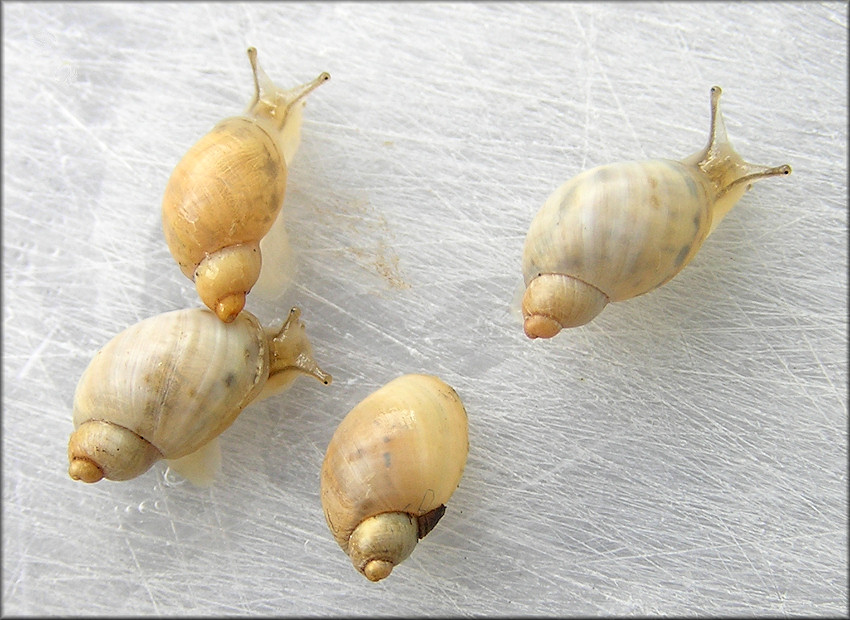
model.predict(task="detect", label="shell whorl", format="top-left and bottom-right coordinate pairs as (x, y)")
top-left (70, 308), bottom-right (269, 479)
top-left (522, 159), bottom-right (714, 305)
top-left (68, 420), bottom-right (162, 482)
top-left (521, 274), bottom-right (609, 338)
top-left (194, 242), bottom-right (263, 323)
top-left (163, 118), bottom-right (287, 277)
top-left (162, 117), bottom-right (287, 322)
top-left (320, 374), bottom-right (468, 580)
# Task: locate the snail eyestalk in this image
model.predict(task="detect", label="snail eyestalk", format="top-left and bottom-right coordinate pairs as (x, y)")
top-left (715, 163), bottom-right (792, 200)
top-left (245, 46), bottom-right (330, 164)
top-left (685, 85), bottom-right (793, 234)
top-left (259, 307), bottom-right (332, 400)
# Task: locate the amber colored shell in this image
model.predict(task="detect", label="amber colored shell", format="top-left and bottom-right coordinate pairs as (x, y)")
top-left (162, 117), bottom-right (287, 279)
top-left (159, 47), bottom-right (329, 323)
top-left (320, 374), bottom-right (469, 554)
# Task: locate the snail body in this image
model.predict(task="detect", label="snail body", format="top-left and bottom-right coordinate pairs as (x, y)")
top-left (162, 47), bottom-right (329, 323)
top-left (68, 307), bottom-right (331, 485)
top-left (521, 86), bottom-right (792, 339)
top-left (320, 374), bottom-right (468, 582)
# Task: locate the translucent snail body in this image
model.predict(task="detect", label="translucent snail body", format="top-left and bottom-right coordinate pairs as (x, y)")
top-left (162, 47), bottom-right (329, 322)
top-left (68, 307), bottom-right (331, 485)
top-left (521, 86), bottom-right (792, 339)
top-left (320, 374), bottom-right (469, 582)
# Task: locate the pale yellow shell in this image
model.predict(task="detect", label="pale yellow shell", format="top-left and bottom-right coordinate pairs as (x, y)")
top-left (521, 86), bottom-right (791, 339)
top-left (161, 47), bottom-right (329, 322)
top-left (68, 307), bottom-right (330, 484)
top-left (320, 374), bottom-right (469, 581)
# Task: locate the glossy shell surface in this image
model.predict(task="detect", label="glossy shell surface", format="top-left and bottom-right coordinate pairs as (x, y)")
top-left (523, 159), bottom-right (713, 301)
top-left (320, 374), bottom-right (469, 553)
top-left (161, 117), bottom-right (287, 280)
top-left (72, 308), bottom-right (268, 459)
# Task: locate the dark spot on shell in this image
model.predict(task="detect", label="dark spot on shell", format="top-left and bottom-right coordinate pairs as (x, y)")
top-left (267, 187), bottom-right (282, 213)
top-left (674, 244), bottom-right (691, 268)
top-left (263, 153), bottom-right (280, 182)
top-left (557, 187), bottom-right (577, 216)
top-left (684, 174), bottom-right (699, 198)
top-left (383, 452), bottom-right (391, 468)
top-left (382, 436), bottom-right (391, 443)
top-left (224, 372), bottom-right (237, 388)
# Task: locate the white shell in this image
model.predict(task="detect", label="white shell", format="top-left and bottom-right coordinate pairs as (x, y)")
top-left (520, 86), bottom-right (791, 338)
top-left (68, 306), bottom-right (330, 483)
top-left (523, 159), bottom-right (713, 303)
top-left (73, 308), bottom-right (267, 460)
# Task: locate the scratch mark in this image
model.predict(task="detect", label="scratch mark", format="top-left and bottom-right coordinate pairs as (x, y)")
top-left (296, 283), bottom-right (426, 360)
top-left (43, 91), bottom-right (135, 173)
top-left (16, 326), bottom-right (58, 381)
top-left (123, 537), bottom-right (160, 614)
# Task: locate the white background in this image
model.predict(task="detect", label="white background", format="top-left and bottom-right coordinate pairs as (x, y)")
top-left (3, 2), bottom-right (847, 615)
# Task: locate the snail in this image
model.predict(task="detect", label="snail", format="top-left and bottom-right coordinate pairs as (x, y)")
top-left (162, 47), bottom-right (330, 323)
top-left (521, 86), bottom-right (792, 339)
top-left (68, 306), bottom-right (331, 485)
top-left (320, 374), bottom-right (469, 582)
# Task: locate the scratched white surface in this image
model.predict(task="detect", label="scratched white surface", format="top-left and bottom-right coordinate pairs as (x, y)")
top-left (3, 2), bottom-right (847, 616)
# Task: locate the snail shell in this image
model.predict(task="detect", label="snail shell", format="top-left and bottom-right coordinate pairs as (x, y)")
top-left (162, 47), bottom-right (330, 322)
top-left (521, 86), bottom-right (792, 339)
top-left (320, 374), bottom-right (469, 582)
top-left (68, 307), bottom-right (331, 485)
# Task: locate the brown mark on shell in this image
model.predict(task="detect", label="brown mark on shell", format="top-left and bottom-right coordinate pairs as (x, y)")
top-left (416, 504), bottom-right (446, 539)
